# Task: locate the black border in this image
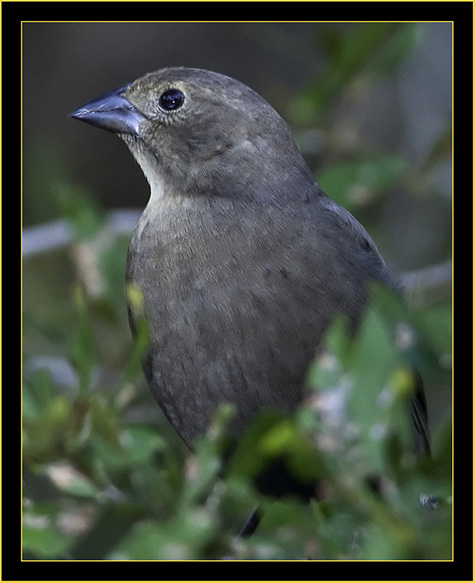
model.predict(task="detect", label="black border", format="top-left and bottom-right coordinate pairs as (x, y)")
top-left (8, 1), bottom-right (470, 580)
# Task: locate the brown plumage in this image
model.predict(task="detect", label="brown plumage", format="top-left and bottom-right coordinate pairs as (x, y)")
top-left (70, 67), bottom-right (428, 456)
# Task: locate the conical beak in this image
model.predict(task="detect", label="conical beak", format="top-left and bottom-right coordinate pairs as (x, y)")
top-left (69, 84), bottom-right (146, 136)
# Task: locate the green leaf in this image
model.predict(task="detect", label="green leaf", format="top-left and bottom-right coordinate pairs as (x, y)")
top-left (45, 462), bottom-right (101, 499)
top-left (112, 512), bottom-right (216, 560)
top-left (226, 409), bottom-right (287, 480)
top-left (305, 314), bottom-right (351, 390)
top-left (23, 368), bottom-right (56, 420)
top-left (122, 283), bottom-right (149, 384)
top-left (23, 504), bottom-right (74, 558)
top-left (122, 425), bottom-right (166, 465)
top-left (68, 285), bottom-right (96, 397)
top-left (350, 305), bottom-right (406, 473)
top-left (317, 154), bottom-right (407, 211)
top-left (293, 23), bottom-right (413, 124)
top-left (23, 396), bottom-right (74, 464)
top-left (89, 398), bottom-right (122, 449)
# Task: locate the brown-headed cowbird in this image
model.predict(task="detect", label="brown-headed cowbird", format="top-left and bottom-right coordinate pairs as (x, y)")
top-left (70, 67), bottom-right (429, 460)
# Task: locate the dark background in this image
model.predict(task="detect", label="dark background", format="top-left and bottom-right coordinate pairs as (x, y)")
top-left (23, 20), bottom-right (452, 271)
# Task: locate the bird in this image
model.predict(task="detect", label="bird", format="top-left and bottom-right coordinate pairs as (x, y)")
top-left (70, 67), bottom-right (430, 508)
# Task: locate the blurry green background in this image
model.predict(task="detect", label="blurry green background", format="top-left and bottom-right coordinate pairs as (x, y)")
top-left (22, 22), bottom-right (452, 560)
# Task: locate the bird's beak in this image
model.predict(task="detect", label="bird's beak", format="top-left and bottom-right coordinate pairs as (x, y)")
top-left (69, 84), bottom-right (146, 136)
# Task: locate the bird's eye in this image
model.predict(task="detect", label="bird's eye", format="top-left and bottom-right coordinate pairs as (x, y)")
top-left (159, 88), bottom-right (185, 112)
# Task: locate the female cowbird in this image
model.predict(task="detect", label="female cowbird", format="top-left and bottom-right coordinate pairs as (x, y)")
top-left (70, 68), bottom-right (429, 458)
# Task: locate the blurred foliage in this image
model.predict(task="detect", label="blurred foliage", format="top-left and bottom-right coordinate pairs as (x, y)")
top-left (22, 269), bottom-right (452, 559)
top-left (23, 23), bottom-right (452, 560)
top-left (292, 23), bottom-right (421, 126)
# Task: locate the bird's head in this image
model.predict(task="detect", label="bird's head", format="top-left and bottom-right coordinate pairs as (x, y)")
top-left (70, 67), bottom-right (313, 200)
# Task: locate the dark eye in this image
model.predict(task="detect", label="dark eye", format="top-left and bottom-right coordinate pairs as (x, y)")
top-left (159, 88), bottom-right (185, 111)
